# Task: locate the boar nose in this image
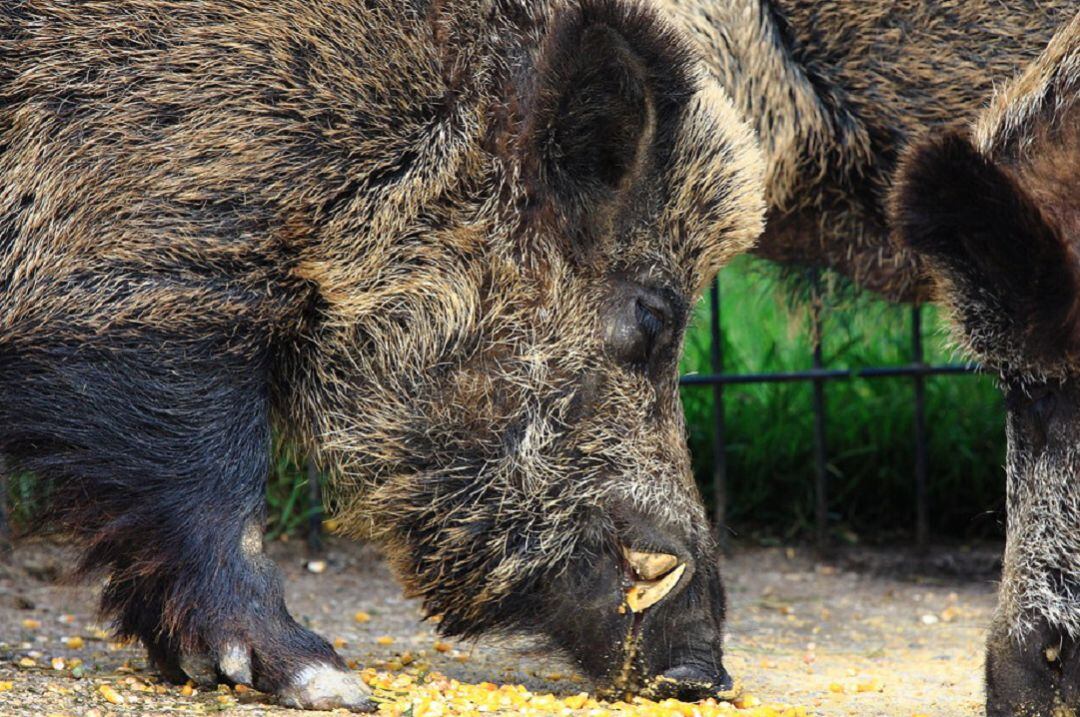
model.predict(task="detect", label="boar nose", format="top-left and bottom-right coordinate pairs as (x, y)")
top-left (654, 664), bottom-right (733, 701)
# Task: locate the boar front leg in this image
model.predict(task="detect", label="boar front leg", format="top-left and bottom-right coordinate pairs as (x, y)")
top-left (111, 519), bottom-right (373, 711)
top-left (1, 340), bottom-right (373, 711)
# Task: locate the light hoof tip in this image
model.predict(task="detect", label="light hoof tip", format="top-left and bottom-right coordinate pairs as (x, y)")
top-left (279, 664), bottom-right (376, 713)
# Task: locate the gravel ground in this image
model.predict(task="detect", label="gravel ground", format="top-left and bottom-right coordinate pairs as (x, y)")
top-left (0, 537), bottom-right (999, 716)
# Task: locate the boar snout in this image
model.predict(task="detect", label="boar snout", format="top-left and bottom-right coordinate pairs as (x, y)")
top-left (540, 506), bottom-right (729, 700)
top-left (636, 547), bottom-right (730, 701)
top-left (652, 664), bottom-right (734, 702)
top-left (612, 510), bottom-right (730, 700)
top-left (986, 615), bottom-right (1080, 717)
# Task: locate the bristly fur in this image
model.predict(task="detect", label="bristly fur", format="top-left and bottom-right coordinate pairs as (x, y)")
top-left (0, 0), bottom-right (763, 700)
top-left (891, 12), bottom-right (1080, 715)
top-left (892, 11), bottom-right (1080, 380)
top-left (893, 9), bottom-right (1080, 635)
top-left (655, 0), bottom-right (1075, 301)
top-left (891, 130), bottom-right (1080, 375)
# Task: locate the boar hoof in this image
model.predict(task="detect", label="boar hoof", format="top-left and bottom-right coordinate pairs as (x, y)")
top-left (178, 650), bottom-right (218, 687)
top-left (217, 643), bottom-right (253, 686)
top-left (278, 664), bottom-right (376, 712)
top-left (175, 642), bottom-right (251, 688)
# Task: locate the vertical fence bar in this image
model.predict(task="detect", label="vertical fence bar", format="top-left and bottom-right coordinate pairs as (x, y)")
top-left (912, 304), bottom-right (930, 551)
top-left (0, 460), bottom-right (9, 558)
top-left (306, 458), bottom-right (324, 554)
top-left (810, 271), bottom-right (829, 553)
top-left (709, 279), bottom-right (728, 550)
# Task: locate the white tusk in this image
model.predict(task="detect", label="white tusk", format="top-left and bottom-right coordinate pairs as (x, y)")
top-left (624, 548), bottom-right (679, 581)
top-left (625, 562), bottom-right (686, 612)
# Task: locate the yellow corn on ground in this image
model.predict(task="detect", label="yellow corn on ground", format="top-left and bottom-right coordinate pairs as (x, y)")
top-left (0, 668), bottom-right (813, 715)
top-left (97, 684), bottom-right (124, 705)
top-left (361, 669), bottom-right (810, 717)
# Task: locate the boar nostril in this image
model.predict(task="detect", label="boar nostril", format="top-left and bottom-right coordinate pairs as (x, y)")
top-left (654, 664), bottom-right (733, 701)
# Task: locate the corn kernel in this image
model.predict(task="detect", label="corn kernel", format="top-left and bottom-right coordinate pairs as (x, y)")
top-left (565, 693), bottom-right (589, 709)
top-left (856, 678), bottom-right (884, 693)
top-left (98, 684), bottom-right (124, 705)
top-left (734, 694), bottom-right (761, 708)
top-left (275, 664), bottom-right (812, 717)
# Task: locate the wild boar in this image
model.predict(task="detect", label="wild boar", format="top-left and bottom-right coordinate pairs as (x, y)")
top-left (0, 0), bottom-right (765, 711)
top-left (892, 12), bottom-right (1080, 715)
top-left (656, 0), bottom-right (1076, 300)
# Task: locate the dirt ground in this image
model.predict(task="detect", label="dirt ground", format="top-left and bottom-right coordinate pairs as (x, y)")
top-left (0, 537), bottom-right (1000, 716)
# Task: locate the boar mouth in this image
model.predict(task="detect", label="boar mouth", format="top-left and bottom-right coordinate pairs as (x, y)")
top-left (603, 547), bottom-right (687, 698)
top-left (621, 547), bottom-right (686, 613)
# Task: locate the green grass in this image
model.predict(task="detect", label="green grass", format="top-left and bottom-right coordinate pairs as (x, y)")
top-left (5, 256), bottom-right (1008, 543)
top-left (679, 256), bottom-right (1006, 543)
top-left (265, 443), bottom-right (324, 542)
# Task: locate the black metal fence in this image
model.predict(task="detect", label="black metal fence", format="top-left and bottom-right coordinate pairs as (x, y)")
top-left (679, 273), bottom-right (982, 553)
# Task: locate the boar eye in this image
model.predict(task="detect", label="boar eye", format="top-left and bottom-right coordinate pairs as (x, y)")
top-left (1032, 388), bottom-right (1057, 422)
top-left (635, 299), bottom-right (665, 345)
top-left (606, 285), bottom-right (675, 369)
top-left (1004, 379), bottom-right (1059, 450)
top-left (1005, 381), bottom-right (1056, 415)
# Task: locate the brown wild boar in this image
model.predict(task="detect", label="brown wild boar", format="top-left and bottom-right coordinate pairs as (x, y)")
top-left (0, 0), bottom-right (764, 711)
top-left (656, 0), bottom-right (1076, 300)
top-left (892, 12), bottom-right (1080, 715)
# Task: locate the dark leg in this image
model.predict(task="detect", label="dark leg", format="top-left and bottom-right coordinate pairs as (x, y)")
top-left (0, 340), bottom-right (372, 711)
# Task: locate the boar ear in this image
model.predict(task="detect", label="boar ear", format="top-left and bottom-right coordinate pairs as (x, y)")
top-left (892, 130), bottom-right (1080, 358)
top-left (520, 7), bottom-right (655, 221)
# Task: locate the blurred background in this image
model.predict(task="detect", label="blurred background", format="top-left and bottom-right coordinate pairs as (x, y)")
top-left (679, 256), bottom-right (1004, 547)
top-left (4, 256), bottom-right (1007, 547)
